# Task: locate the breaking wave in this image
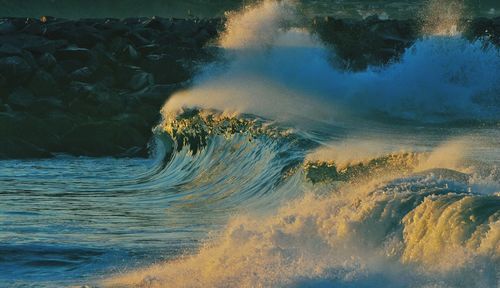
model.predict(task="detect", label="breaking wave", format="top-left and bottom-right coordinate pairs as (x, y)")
top-left (100, 0), bottom-right (500, 287)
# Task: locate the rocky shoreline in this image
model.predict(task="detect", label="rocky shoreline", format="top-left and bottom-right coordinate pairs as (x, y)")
top-left (0, 16), bottom-right (498, 159)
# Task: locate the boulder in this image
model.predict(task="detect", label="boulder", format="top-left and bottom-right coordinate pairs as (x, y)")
top-left (69, 67), bottom-right (95, 82)
top-left (7, 87), bottom-right (37, 110)
top-left (0, 43), bottom-right (22, 57)
top-left (128, 71), bottom-right (154, 91)
top-left (28, 97), bottom-right (64, 114)
top-left (28, 69), bottom-right (58, 97)
top-left (131, 84), bottom-right (178, 105)
top-left (141, 54), bottom-right (189, 84)
top-left (0, 138), bottom-right (52, 159)
top-left (0, 56), bottom-right (33, 84)
top-left (0, 19), bottom-right (17, 34)
top-left (116, 44), bottom-right (140, 62)
top-left (38, 52), bottom-right (57, 70)
top-left (61, 121), bottom-right (148, 157)
top-left (55, 47), bottom-right (92, 62)
top-left (0, 113), bottom-right (59, 152)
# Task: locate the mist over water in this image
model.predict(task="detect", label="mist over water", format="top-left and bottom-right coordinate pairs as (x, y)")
top-left (165, 0), bottom-right (500, 124)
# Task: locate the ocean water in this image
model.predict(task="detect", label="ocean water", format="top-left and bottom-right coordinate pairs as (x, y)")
top-left (1, 0), bottom-right (500, 287)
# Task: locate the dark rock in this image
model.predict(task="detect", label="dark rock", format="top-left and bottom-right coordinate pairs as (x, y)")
top-left (0, 113), bottom-right (60, 152)
top-left (50, 64), bottom-right (69, 84)
top-left (22, 21), bottom-right (47, 35)
top-left (137, 44), bottom-right (160, 54)
top-left (125, 31), bottom-right (150, 47)
top-left (141, 54), bottom-right (190, 84)
top-left (0, 56), bottom-right (33, 84)
top-left (128, 72), bottom-right (154, 91)
top-left (0, 104), bottom-right (13, 113)
top-left (143, 17), bottom-right (168, 31)
top-left (7, 87), bottom-right (36, 110)
top-left (98, 21), bottom-right (130, 38)
top-left (112, 64), bottom-right (142, 86)
top-left (116, 44), bottom-right (140, 62)
top-left (55, 47), bottom-right (92, 62)
top-left (61, 121), bottom-right (148, 157)
top-left (21, 50), bottom-right (38, 69)
top-left (67, 81), bottom-right (96, 98)
top-left (0, 43), bottom-right (22, 57)
top-left (0, 138), bottom-right (52, 159)
top-left (0, 34), bottom-right (68, 54)
top-left (66, 81), bottom-right (125, 116)
top-left (0, 17), bottom-right (228, 159)
top-left (0, 73), bottom-right (7, 96)
top-left (69, 67), bottom-right (95, 82)
top-left (33, 98), bottom-right (63, 114)
top-left (38, 52), bottom-right (57, 70)
top-left (170, 19), bottom-right (199, 37)
top-left (0, 19), bottom-right (17, 34)
top-left (59, 59), bottom-right (86, 73)
top-left (71, 26), bottom-right (105, 48)
top-left (28, 69), bottom-right (58, 97)
top-left (131, 84), bottom-right (178, 106)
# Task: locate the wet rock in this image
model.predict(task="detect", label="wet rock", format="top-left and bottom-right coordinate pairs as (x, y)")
top-left (0, 17), bottom-right (241, 158)
top-left (69, 67), bottom-right (95, 82)
top-left (0, 19), bottom-right (17, 34)
top-left (141, 54), bottom-right (189, 84)
top-left (0, 43), bottom-right (22, 57)
top-left (0, 73), bottom-right (7, 95)
top-left (0, 138), bottom-right (52, 159)
top-left (0, 113), bottom-right (59, 152)
top-left (50, 64), bottom-right (69, 84)
top-left (128, 71), bottom-right (154, 91)
top-left (38, 52), bottom-right (57, 70)
top-left (61, 121), bottom-right (148, 157)
top-left (116, 44), bottom-right (140, 62)
top-left (7, 88), bottom-right (37, 110)
top-left (59, 59), bottom-right (86, 73)
top-left (0, 34), bottom-right (68, 54)
top-left (21, 50), bottom-right (38, 69)
top-left (125, 31), bottom-right (150, 47)
top-left (67, 81), bottom-right (96, 98)
top-left (112, 64), bottom-right (142, 86)
top-left (28, 69), bottom-right (58, 97)
top-left (143, 17), bottom-right (169, 31)
top-left (0, 56), bottom-right (33, 84)
top-left (72, 26), bottom-right (105, 48)
top-left (131, 84), bottom-right (178, 106)
top-left (55, 47), bottom-right (92, 62)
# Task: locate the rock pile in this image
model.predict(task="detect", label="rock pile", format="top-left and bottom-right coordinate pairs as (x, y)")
top-left (0, 16), bottom-right (222, 158)
top-left (313, 16), bottom-right (500, 70)
top-left (0, 15), bottom-right (498, 158)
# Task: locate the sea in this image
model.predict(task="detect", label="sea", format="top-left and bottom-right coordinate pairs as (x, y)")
top-left (0, 0), bottom-right (499, 287)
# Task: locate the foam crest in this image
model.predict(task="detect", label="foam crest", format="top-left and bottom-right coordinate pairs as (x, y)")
top-left (104, 167), bottom-right (499, 287)
top-left (421, 0), bottom-right (465, 36)
top-left (162, 0), bottom-right (500, 125)
top-left (219, 0), bottom-right (296, 49)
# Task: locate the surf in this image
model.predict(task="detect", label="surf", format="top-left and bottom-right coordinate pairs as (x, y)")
top-left (100, 0), bottom-right (500, 287)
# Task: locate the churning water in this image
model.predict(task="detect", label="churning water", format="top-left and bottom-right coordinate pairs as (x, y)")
top-left (1, 0), bottom-right (499, 287)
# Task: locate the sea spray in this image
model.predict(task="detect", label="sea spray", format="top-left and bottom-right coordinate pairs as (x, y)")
top-left (103, 0), bottom-right (500, 287)
top-left (163, 0), bottom-right (500, 125)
